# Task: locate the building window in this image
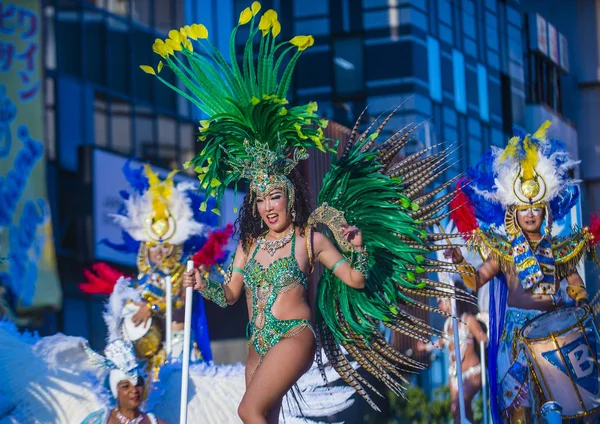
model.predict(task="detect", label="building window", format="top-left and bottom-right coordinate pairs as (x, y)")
top-left (500, 74), bottom-right (513, 135)
top-left (427, 37), bottom-right (442, 102)
top-left (333, 37), bottom-right (364, 97)
top-left (452, 50), bottom-right (466, 113)
top-left (527, 54), bottom-right (562, 114)
top-left (477, 65), bottom-right (490, 122)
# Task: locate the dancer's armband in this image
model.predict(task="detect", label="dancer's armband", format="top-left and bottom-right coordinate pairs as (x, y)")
top-left (351, 250), bottom-right (369, 279)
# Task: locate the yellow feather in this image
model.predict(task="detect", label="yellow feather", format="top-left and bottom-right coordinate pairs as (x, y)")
top-left (532, 120), bottom-right (551, 141)
top-left (522, 136), bottom-right (538, 180)
top-left (143, 165), bottom-right (179, 220)
top-left (501, 136), bottom-right (521, 161)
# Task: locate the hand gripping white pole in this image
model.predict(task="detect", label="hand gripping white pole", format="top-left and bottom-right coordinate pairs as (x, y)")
top-left (179, 260), bottom-right (194, 424)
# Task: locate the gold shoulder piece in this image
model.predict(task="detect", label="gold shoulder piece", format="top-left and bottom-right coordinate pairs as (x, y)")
top-left (468, 229), bottom-right (515, 275)
top-left (308, 203), bottom-right (353, 252)
top-left (553, 227), bottom-right (594, 279)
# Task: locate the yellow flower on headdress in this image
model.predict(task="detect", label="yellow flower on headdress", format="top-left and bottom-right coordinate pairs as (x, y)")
top-left (310, 134), bottom-right (325, 152)
top-left (239, 2), bottom-right (261, 25)
top-left (259, 9), bottom-right (278, 36)
top-left (239, 7), bottom-right (253, 25)
top-left (185, 23), bottom-right (208, 40)
top-left (290, 35), bottom-right (314, 51)
top-left (272, 20), bottom-right (281, 37)
top-left (168, 29), bottom-right (181, 44)
top-left (140, 65), bottom-right (156, 75)
top-left (307, 101), bottom-right (318, 114)
top-left (152, 39), bottom-right (173, 58)
top-left (165, 38), bottom-right (182, 52)
top-left (183, 38), bottom-right (193, 52)
top-left (199, 120), bottom-right (211, 133)
top-left (294, 123), bottom-right (308, 139)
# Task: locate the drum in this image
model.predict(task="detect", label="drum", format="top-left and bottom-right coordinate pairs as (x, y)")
top-left (121, 302), bottom-right (162, 359)
top-left (519, 306), bottom-right (600, 419)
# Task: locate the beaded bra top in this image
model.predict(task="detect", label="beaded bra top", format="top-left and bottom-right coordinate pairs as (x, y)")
top-left (244, 231), bottom-right (309, 324)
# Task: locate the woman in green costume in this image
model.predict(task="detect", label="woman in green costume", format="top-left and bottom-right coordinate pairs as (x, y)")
top-left (144, 2), bottom-right (467, 422)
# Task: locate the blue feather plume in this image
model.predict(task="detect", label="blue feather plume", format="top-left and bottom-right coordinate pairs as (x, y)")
top-left (123, 159), bottom-right (149, 195)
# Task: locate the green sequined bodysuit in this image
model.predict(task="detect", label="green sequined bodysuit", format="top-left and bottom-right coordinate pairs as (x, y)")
top-left (244, 231), bottom-right (314, 359)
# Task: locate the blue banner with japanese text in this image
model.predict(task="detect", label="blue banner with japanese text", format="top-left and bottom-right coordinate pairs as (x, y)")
top-left (0, 0), bottom-right (62, 311)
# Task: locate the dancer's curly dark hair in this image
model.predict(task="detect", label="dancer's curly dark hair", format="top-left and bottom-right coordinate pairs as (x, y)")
top-left (235, 168), bottom-right (314, 254)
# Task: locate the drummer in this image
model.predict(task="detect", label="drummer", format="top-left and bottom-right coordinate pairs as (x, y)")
top-left (445, 123), bottom-right (596, 423)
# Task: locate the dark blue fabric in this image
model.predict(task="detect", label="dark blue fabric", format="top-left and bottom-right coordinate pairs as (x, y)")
top-left (489, 275), bottom-right (508, 423)
top-left (192, 291), bottom-right (212, 361)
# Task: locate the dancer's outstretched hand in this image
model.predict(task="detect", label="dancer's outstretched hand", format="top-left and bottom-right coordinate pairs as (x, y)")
top-left (341, 224), bottom-right (363, 250)
top-left (443, 247), bottom-right (464, 264)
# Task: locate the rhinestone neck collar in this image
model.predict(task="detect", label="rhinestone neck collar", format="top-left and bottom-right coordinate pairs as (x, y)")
top-left (256, 226), bottom-right (295, 256)
top-left (115, 408), bottom-right (144, 424)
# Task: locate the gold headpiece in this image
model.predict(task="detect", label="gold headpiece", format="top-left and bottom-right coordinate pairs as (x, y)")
top-left (230, 140), bottom-right (308, 209)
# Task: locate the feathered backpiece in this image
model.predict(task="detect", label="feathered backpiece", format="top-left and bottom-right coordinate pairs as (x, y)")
top-left (449, 177), bottom-right (479, 238)
top-left (78, 263), bottom-right (126, 295)
top-left (110, 161), bottom-right (205, 247)
top-left (192, 223), bottom-right (234, 268)
top-left (461, 121), bottom-right (580, 231)
top-left (141, 1), bottom-right (328, 211)
top-left (312, 108), bottom-right (472, 409)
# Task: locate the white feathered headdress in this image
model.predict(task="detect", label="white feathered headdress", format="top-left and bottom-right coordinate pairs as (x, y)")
top-left (85, 339), bottom-right (142, 398)
top-left (112, 165), bottom-right (205, 246)
top-left (460, 121), bottom-right (580, 230)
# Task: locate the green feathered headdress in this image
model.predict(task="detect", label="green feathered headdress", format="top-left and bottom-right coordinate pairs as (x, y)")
top-left (141, 1), bottom-right (329, 213)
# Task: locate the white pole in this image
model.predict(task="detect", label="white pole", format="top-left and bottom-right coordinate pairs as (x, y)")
top-left (480, 339), bottom-right (489, 424)
top-left (179, 260), bottom-right (194, 424)
top-left (450, 296), bottom-right (467, 423)
top-left (165, 275), bottom-right (172, 359)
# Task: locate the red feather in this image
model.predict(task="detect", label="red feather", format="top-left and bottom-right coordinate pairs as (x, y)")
top-left (193, 224), bottom-right (234, 268)
top-left (589, 210), bottom-right (600, 248)
top-left (79, 262), bottom-right (126, 295)
top-left (449, 178), bottom-right (479, 239)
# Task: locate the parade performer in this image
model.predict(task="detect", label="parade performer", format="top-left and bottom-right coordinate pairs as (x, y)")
top-left (82, 339), bottom-right (167, 424)
top-left (417, 286), bottom-right (488, 423)
top-left (79, 161), bottom-right (215, 368)
top-left (140, 1), bottom-right (469, 421)
top-left (447, 122), bottom-right (600, 422)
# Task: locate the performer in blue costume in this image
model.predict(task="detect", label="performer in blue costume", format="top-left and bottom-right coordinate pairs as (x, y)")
top-left (447, 122), bottom-right (599, 423)
top-left (80, 161), bottom-right (214, 371)
top-left (82, 339), bottom-right (167, 424)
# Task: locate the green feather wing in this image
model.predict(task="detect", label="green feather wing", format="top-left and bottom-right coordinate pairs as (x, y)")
top-left (312, 109), bottom-right (472, 409)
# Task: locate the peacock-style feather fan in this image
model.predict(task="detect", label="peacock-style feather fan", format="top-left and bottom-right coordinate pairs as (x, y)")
top-left (311, 109), bottom-right (473, 410)
top-left (141, 2), bottom-right (328, 213)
